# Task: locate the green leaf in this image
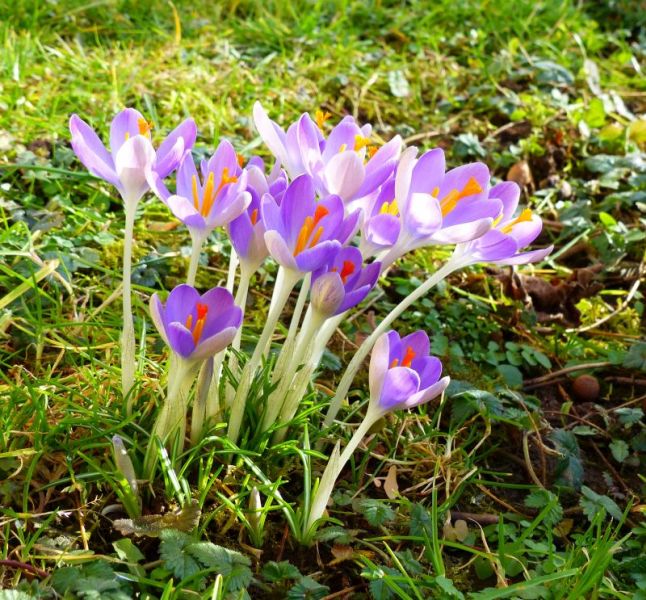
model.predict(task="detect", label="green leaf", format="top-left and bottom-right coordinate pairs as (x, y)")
top-left (550, 429), bottom-right (584, 489)
top-left (497, 364), bottom-right (523, 387)
top-left (580, 485), bottom-right (623, 521)
top-left (287, 576), bottom-right (330, 599)
top-left (409, 503), bottom-right (432, 537)
top-left (435, 575), bottom-right (465, 599)
top-left (623, 342), bottom-right (646, 371)
top-left (355, 498), bottom-right (396, 527)
top-left (261, 561), bottom-right (301, 583)
top-left (615, 407), bottom-right (644, 427)
top-left (51, 562), bottom-right (132, 600)
top-left (609, 439), bottom-right (629, 463)
top-left (524, 489), bottom-right (563, 527)
top-left (159, 530), bottom-right (202, 581)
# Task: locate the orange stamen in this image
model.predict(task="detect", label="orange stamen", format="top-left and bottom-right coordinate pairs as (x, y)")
top-left (237, 153), bottom-right (245, 167)
top-left (354, 135), bottom-right (371, 151)
top-left (191, 303), bottom-right (209, 345)
top-left (500, 208), bottom-right (532, 234)
top-left (137, 118), bottom-right (153, 137)
top-left (401, 346), bottom-right (416, 368)
top-left (200, 172), bottom-right (216, 216)
top-left (367, 145), bottom-right (378, 159)
top-left (185, 314), bottom-right (193, 330)
top-left (315, 109), bottom-right (332, 129)
top-left (440, 177), bottom-right (483, 217)
top-left (389, 358), bottom-right (400, 368)
top-left (250, 208), bottom-right (259, 225)
top-left (313, 204), bottom-right (329, 225)
top-left (338, 143), bottom-right (347, 153)
top-left (294, 216), bottom-right (314, 256)
top-left (309, 226), bottom-right (324, 248)
top-left (191, 175), bottom-right (200, 210)
top-left (339, 260), bottom-right (355, 283)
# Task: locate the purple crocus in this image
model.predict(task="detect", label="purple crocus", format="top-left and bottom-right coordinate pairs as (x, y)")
top-left (369, 330), bottom-right (450, 414)
top-left (150, 285), bottom-right (242, 361)
top-left (261, 174), bottom-right (360, 273)
top-left (310, 246), bottom-right (381, 317)
top-left (228, 157), bottom-right (288, 274)
top-left (459, 181), bottom-right (553, 265)
top-left (253, 102), bottom-right (400, 203)
top-left (69, 108), bottom-right (196, 207)
top-left (361, 148), bottom-right (500, 262)
top-left (149, 140), bottom-right (251, 237)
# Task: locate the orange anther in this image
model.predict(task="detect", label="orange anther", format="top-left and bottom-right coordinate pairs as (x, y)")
top-left (250, 208), bottom-right (259, 225)
top-left (401, 346), bottom-right (416, 368)
top-left (339, 260), bottom-right (355, 283)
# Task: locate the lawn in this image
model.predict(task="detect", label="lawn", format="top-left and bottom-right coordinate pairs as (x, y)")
top-left (0, 0), bottom-right (645, 598)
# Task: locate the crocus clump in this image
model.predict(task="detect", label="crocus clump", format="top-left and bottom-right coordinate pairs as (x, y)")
top-left (70, 101), bottom-right (553, 544)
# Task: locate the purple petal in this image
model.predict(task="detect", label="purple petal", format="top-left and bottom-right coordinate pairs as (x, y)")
top-left (405, 193), bottom-right (442, 236)
top-left (167, 322), bottom-right (196, 357)
top-left (110, 108), bottom-right (146, 157)
top-left (69, 114), bottom-right (119, 187)
top-left (508, 216), bottom-right (543, 249)
top-left (400, 330), bottom-right (430, 359)
top-left (165, 285), bottom-right (200, 325)
top-left (489, 181), bottom-right (520, 222)
top-left (494, 245), bottom-right (553, 266)
top-left (155, 119), bottom-right (197, 178)
top-left (311, 272), bottom-right (345, 316)
top-left (394, 147), bottom-right (418, 209)
top-left (322, 117), bottom-right (362, 163)
top-left (411, 355), bottom-right (442, 388)
top-left (411, 148), bottom-right (445, 195)
top-left (364, 213), bottom-right (401, 248)
top-left (253, 102), bottom-right (290, 172)
top-left (281, 175), bottom-right (316, 245)
top-left (114, 135), bottom-right (155, 203)
top-left (192, 326), bottom-right (239, 361)
top-left (264, 230), bottom-right (298, 270)
top-left (437, 162), bottom-right (489, 205)
top-left (149, 293), bottom-right (168, 344)
top-left (166, 195), bottom-right (207, 231)
top-left (442, 198), bottom-right (502, 228)
top-left (405, 376), bottom-right (450, 409)
top-left (431, 217), bottom-right (493, 245)
top-left (379, 367), bottom-right (421, 411)
top-left (294, 240), bottom-right (341, 272)
top-left (206, 139), bottom-right (240, 180)
top-left (324, 151), bottom-right (365, 201)
top-left (369, 331), bottom-right (394, 402)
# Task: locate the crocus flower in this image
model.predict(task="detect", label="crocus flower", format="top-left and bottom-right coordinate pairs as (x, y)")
top-left (150, 285), bottom-right (242, 361)
top-left (253, 102), bottom-right (400, 203)
top-left (261, 174), bottom-right (360, 273)
top-left (369, 330), bottom-right (450, 415)
top-left (228, 157), bottom-right (288, 274)
top-left (149, 140), bottom-right (251, 237)
top-left (458, 181), bottom-right (553, 265)
top-left (361, 148), bottom-right (500, 263)
top-left (310, 246), bottom-right (380, 317)
top-left (69, 108), bottom-right (196, 207)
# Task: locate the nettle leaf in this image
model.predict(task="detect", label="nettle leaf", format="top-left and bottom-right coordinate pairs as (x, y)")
top-left (409, 503), bottom-right (433, 537)
top-left (51, 562), bottom-right (132, 600)
top-left (159, 530), bottom-right (251, 590)
top-left (550, 429), bottom-right (584, 489)
top-left (286, 576), bottom-right (330, 600)
top-left (524, 489), bottom-right (563, 527)
top-left (435, 575), bottom-right (465, 599)
top-left (609, 439), bottom-right (630, 463)
top-left (623, 342), bottom-right (646, 371)
top-left (366, 565), bottom-right (403, 600)
top-left (580, 485), bottom-right (623, 521)
top-left (355, 498), bottom-right (396, 527)
top-left (261, 561), bottom-right (301, 583)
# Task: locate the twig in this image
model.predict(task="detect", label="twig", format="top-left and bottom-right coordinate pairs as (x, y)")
top-left (0, 559), bottom-right (48, 579)
top-left (523, 362), bottom-right (611, 387)
top-left (450, 511), bottom-right (499, 525)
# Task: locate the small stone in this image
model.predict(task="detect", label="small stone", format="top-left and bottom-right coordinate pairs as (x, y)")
top-left (572, 374), bottom-right (600, 402)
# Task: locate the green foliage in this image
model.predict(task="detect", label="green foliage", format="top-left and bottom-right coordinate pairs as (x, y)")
top-left (51, 562), bottom-right (132, 600)
top-left (355, 498), bottom-right (397, 527)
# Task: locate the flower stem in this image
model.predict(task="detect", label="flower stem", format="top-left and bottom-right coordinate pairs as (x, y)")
top-left (123, 206), bottom-right (137, 414)
top-left (323, 257), bottom-right (465, 428)
top-left (305, 413), bottom-right (378, 539)
top-left (186, 234), bottom-right (204, 287)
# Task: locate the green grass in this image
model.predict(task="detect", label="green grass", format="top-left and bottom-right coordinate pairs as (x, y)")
top-left (1, 0), bottom-right (645, 597)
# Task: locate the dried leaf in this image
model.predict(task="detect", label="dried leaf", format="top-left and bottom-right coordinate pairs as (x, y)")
top-left (113, 500), bottom-right (201, 537)
top-left (383, 465), bottom-right (399, 500)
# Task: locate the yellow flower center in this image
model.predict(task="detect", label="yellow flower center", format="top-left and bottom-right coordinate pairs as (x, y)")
top-left (500, 208), bottom-right (533, 234)
top-left (379, 199), bottom-right (399, 216)
top-left (185, 303), bottom-right (208, 345)
top-left (191, 168), bottom-right (238, 217)
top-left (315, 109), bottom-right (332, 129)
